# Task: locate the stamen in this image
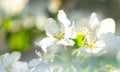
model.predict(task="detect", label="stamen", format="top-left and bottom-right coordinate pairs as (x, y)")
top-left (53, 30), bottom-right (64, 39)
top-left (73, 26), bottom-right (98, 49)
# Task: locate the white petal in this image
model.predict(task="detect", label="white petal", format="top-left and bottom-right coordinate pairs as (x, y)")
top-left (45, 18), bottom-right (59, 36)
top-left (57, 39), bottom-right (74, 46)
top-left (88, 12), bottom-right (99, 29)
top-left (35, 37), bottom-right (57, 53)
top-left (9, 52), bottom-right (21, 62)
top-left (29, 59), bottom-right (42, 68)
top-left (11, 62), bottom-right (29, 72)
top-left (64, 22), bottom-right (75, 39)
top-left (58, 10), bottom-right (71, 28)
top-left (4, 52), bottom-right (21, 66)
top-left (97, 18), bottom-right (115, 37)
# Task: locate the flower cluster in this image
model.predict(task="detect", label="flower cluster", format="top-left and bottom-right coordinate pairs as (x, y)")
top-left (36, 10), bottom-right (119, 55)
top-left (32, 10), bottom-right (120, 71)
top-left (0, 10), bottom-right (120, 72)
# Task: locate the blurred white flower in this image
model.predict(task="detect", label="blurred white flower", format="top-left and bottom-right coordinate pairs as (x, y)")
top-left (48, 0), bottom-right (61, 13)
top-left (0, 52), bottom-right (29, 72)
top-left (11, 62), bottom-right (29, 72)
top-left (35, 10), bottom-right (74, 53)
top-left (22, 16), bottom-right (35, 30)
top-left (36, 15), bottom-right (47, 31)
top-left (0, 0), bottom-right (28, 15)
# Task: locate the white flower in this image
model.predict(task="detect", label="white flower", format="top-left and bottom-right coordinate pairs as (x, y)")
top-left (0, 52), bottom-right (29, 72)
top-left (35, 10), bottom-right (75, 53)
top-left (74, 12), bottom-right (119, 54)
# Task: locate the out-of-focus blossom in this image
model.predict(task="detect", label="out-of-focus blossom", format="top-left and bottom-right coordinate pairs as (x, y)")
top-left (36, 15), bottom-right (47, 31)
top-left (0, 0), bottom-right (28, 15)
top-left (11, 62), bottom-right (29, 72)
top-left (0, 52), bottom-right (29, 72)
top-left (35, 10), bottom-right (74, 53)
top-left (48, 0), bottom-right (62, 13)
top-left (22, 16), bottom-right (35, 30)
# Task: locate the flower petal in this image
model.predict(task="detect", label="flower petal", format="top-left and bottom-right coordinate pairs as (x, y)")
top-left (45, 18), bottom-right (59, 36)
top-left (9, 52), bottom-right (21, 62)
top-left (88, 12), bottom-right (99, 30)
top-left (97, 18), bottom-right (115, 37)
top-left (80, 40), bottom-right (105, 54)
top-left (35, 37), bottom-right (57, 53)
top-left (11, 62), bottom-right (29, 72)
top-left (58, 10), bottom-right (71, 28)
top-left (5, 52), bottom-right (21, 66)
top-left (29, 59), bottom-right (42, 68)
top-left (64, 22), bottom-right (76, 39)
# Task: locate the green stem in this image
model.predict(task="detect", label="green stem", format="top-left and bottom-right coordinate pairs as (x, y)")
top-left (63, 46), bottom-right (74, 68)
top-left (64, 45), bottom-right (69, 62)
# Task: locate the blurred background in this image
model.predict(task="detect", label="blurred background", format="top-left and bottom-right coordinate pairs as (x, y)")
top-left (0, 0), bottom-right (120, 62)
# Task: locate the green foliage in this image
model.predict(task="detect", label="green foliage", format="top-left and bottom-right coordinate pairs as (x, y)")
top-left (1, 13), bottom-right (42, 52)
top-left (3, 17), bottom-right (11, 31)
top-left (9, 31), bottom-right (30, 52)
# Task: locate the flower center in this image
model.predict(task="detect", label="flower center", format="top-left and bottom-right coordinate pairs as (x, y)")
top-left (86, 39), bottom-right (96, 48)
top-left (73, 26), bottom-right (98, 49)
top-left (53, 30), bottom-right (64, 39)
